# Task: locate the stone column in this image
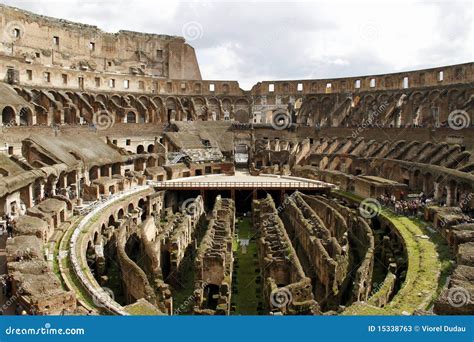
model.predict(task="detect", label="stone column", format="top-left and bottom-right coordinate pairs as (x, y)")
top-left (60, 109), bottom-right (65, 124)
top-left (39, 179), bottom-right (45, 200)
top-left (50, 179), bottom-right (58, 196)
top-left (25, 184), bottom-right (34, 209)
top-left (446, 183), bottom-right (457, 207)
top-left (433, 182), bottom-right (443, 202)
top-left (47, 108), bottom-right (54, 126)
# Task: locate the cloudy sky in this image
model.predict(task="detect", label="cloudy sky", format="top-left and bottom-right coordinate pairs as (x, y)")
top-left (4, 0), bottom-right (473, 89)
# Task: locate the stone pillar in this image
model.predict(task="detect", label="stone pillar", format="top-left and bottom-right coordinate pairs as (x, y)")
top-left (47, 108), bottom-right (54, 126)
top-left (446, 183), bottom-right (457, 207)
top-left (50, 179), bottom-right (58, 196)
top-left (73, 172), bottom-right (80, 199)
top-left (39, 179), bottom-right (45, 200)
top-left (60, 174), bottom-right (67, 189)
top-left (25, 184), bottom-right (34, 208)
top-left (200, 189), bottom-right (206, 210)
top-left (434, 182), bottom-right (442, 202)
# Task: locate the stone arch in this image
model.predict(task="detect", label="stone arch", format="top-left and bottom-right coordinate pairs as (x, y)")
top-left (423, 172), bottom-right (434, 196)
top-left (127, 111), bottom-right (137, 123)
top-left (208, 97), bottom-right (220, 121)
top-left (138, 198), bottom-right (147, 221)
top-left (165, 97), bottom-right (177, 121)
top-left (111, 94), bottom-right (123, 106)
top-left (221, 98), bottom-right (232, 111)
top-left (89, 166), bottom-right (99, 181)
top-left (412, 169), bottom-right (423, 190)
top-left (96, 94), bottom-right (108, 104)
top-left (1, 106), bottom-right (16, 126)
top-left (18, 106), bottom-right (33, 126)
top-left (137, 145), bottom-right (145, 154)
top-left (108, 215), bottom-right (115, 227)
top-left (94, 230), bottom-right (101, 245)
top-left (117, 208), bottom-right (124, 220)
top-left (100, 165), bottom-right (110, 177)
top-left (234, 110), bottom-right (249, 123)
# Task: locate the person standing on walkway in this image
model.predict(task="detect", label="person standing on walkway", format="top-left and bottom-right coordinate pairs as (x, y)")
top-left (6, 218), bottom-right (13, 239)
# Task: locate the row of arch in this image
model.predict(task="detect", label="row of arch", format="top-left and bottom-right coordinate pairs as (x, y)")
top-left (297, 86), bottom-right (472, 128)
top-left (12, 86), bottom-right (253, 127)
top-left (0, 105), bottom-right (35, 126)
top-left (316, 153), bottom-right (473, 207)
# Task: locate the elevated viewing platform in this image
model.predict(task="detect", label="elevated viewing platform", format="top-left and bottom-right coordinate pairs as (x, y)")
top-left (148, 172), bottom-right (334, 190)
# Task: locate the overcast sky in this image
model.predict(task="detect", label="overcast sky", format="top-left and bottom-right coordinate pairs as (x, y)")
top-left (4, 0), bottom-right (473, 89)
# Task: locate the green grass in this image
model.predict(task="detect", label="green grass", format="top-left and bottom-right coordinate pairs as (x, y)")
top-left (232, 217), bottom-right (261, 315)
top-left (411, 217), bottom-right (454, 307)
top-left (335, 191), bottom-right (443, 315)
top-left (381, 211), bottom-right (440, 314)
top-left (58, 189), bottom-right (151, 313)
top-left (56, 217), bottom-right (105, 312)
top-left (124, 302), bottom-right (162, 315)
top-left (171, 251), bottom-right (197, 314)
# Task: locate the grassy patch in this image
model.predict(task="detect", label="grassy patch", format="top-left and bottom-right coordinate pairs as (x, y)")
top-left (336, 191), bottom-right (443, 315)
top-left (232, 217), bottom-right (261, 315)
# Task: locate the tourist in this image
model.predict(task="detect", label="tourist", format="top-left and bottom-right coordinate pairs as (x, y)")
top-left (6, 216), bottom-right (13, 239)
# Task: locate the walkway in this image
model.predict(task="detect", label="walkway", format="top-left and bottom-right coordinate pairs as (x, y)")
top-left (150, 171), bottom-right (333, 191)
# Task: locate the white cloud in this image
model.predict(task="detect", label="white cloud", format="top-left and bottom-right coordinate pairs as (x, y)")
top-left (3, 0), bottom-right (473, 89)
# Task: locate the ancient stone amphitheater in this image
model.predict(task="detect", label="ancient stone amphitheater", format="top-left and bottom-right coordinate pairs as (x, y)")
top-left (0, 4), bottom-right (472, 316)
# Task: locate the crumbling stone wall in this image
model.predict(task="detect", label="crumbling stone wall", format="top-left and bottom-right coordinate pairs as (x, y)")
top-left (4, 194), bottom-right (76, 315)
top-left (253, 195), bottom-right (319, 315)
top-left (116, 221), bottom-right (168, 313)
top-left (306, 194), bottom-right (375, 303)
top-left (8, 260), bottom-right (76, 315)
top-left (281, 192), bottom-right (350, 307)
top-left (194, 196), bottom-right (234, 315)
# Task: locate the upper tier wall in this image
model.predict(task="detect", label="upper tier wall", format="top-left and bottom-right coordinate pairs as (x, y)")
top-left (251, 63), bottom-right (473, 95)
top-left (0, 4), bottom-right (201, 80)
top-left (0, 4), bottom-right (472, 96)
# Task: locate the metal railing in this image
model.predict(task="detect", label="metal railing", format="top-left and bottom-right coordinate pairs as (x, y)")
top-left (149, 180), bottom-right (327, 189)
